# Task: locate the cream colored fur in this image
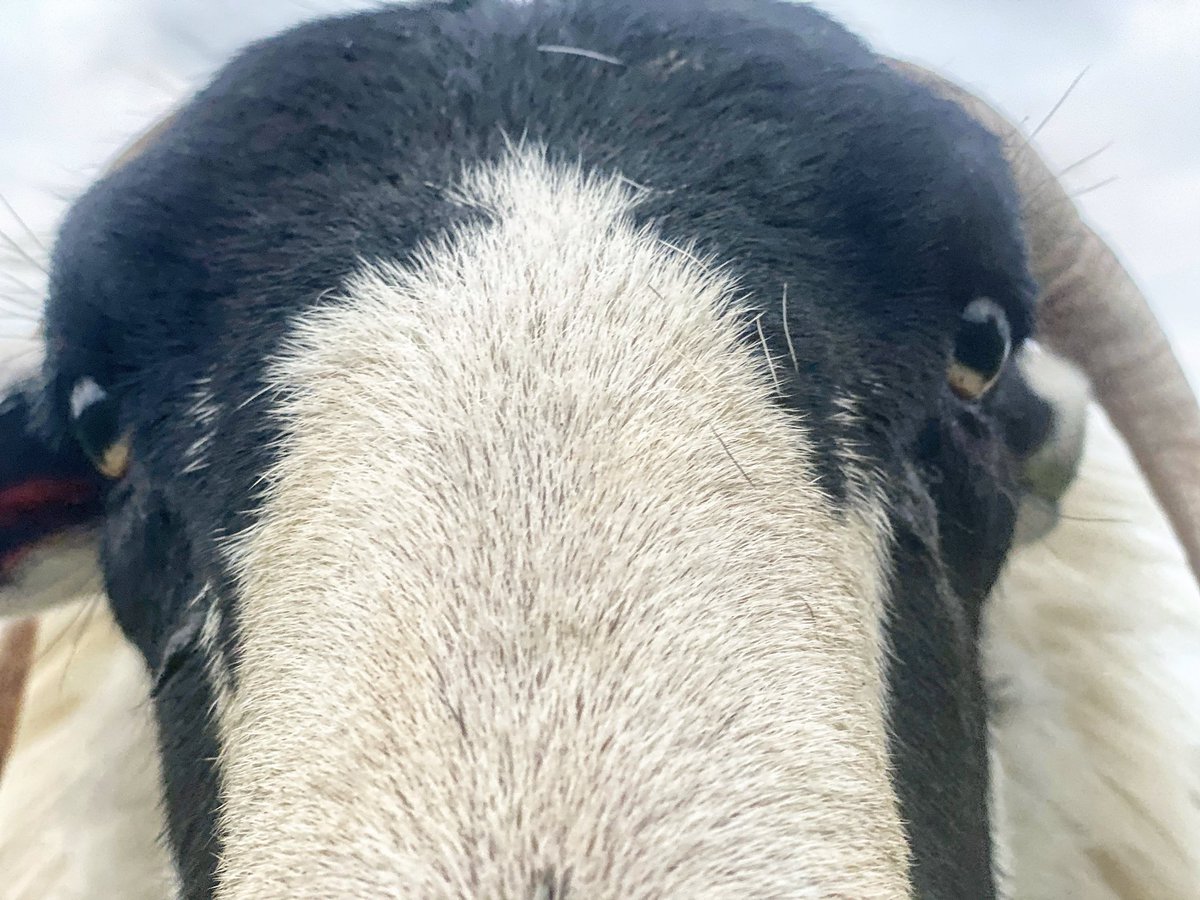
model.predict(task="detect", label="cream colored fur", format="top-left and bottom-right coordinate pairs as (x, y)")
top-left (0, 601), bottom-right (173, 899)
top-left (988, 403), bottom-right (1200, 899)
top-left (4, 415), bottom-right (1195, 900)
top-left (215, 151), bottom-right (908, 897)
top-left (0, 534), bottom-right (104, 621)
top-left (3, 155), bottom-right (1199, 899)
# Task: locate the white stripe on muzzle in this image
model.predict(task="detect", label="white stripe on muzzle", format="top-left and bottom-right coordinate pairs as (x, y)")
top-left (216, 150), bottom-right (904, 898)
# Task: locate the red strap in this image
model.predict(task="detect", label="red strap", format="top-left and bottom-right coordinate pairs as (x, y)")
top-left (0, 478), bottom-right (98, 528)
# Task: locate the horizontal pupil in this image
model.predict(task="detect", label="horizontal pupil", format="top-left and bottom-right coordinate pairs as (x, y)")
top-left (954, 319), bottom-right (1008, 376)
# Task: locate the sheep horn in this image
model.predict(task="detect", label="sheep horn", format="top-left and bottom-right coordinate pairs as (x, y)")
top-left (894, 60), bottom-right (1200, 587)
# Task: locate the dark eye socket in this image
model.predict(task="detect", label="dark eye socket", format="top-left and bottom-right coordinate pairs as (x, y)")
top-left (947, 298), bottom-right (1012, 401)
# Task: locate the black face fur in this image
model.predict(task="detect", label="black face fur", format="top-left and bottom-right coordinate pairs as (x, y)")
top-left (9, 0), bottom-right (1053, 896)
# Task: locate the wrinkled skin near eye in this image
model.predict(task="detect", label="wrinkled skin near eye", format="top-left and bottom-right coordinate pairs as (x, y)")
top-left (948, 298), bottom-right (1013, 402)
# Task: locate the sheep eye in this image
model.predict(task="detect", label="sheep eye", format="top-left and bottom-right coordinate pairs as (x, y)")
top-left (947, 298), bottom-right (1012, 401)
top-left (70, 377), bottom-right (132, 479)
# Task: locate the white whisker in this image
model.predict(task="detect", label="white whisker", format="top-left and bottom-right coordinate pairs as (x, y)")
top-left (536, 45), bottom-right (625, 67)
top-left (781, 282), bottom-right (799, 374)
top-left (0, 300), bottom-right (41, 322)
top-left (0, 194), bottom-right (47, 254)
top-left (0, 271), bottom-right (44, 297)
top-left (0, 229), bottom-right (48, 275)
top-left (1057, 141), bottom-right (1114, 178)
top-left (753, 311), bottom-right (782, 396)
top-left (1026, 67), bottom-right (1089, 144)
top-left (58, 597), bottom-right (105, 690)
top-left (1071, 175), bottom-right (1120, 199)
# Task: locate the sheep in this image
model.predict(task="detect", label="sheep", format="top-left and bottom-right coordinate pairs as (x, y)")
top-left (1, 2), bottom-right (1197, 896)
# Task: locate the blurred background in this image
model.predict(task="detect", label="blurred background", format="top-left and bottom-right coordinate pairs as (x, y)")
top-left (2, 0), bottom-right (1197, 382)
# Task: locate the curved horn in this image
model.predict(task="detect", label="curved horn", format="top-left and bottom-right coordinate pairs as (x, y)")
top-left (894, 60), bottom-right (1200, 587)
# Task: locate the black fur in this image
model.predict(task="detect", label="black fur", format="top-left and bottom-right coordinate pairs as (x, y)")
top-left (17, 0), bottom-right (1050, 895)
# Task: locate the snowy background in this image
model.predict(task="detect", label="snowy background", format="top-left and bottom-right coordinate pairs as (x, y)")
top-left (2, 0), bottom-right (1197, 382)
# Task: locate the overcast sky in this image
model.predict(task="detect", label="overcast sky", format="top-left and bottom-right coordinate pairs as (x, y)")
top-left (2, 0), bottom-right (1197, 383)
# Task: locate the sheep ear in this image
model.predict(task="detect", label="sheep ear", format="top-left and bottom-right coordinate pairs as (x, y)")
top-left (0, 379), bottom-right (106, 618)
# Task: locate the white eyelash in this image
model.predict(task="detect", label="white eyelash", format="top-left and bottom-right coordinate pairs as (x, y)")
top-left (69, 376), bottom-right (107, 420)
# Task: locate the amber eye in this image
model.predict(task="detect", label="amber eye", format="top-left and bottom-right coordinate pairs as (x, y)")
top-left (947, 298), bottom-right (1012, 401)
top-left (70, 377), bottom-right (131, 479)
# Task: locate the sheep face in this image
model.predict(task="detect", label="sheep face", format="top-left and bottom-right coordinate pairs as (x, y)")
top-left (3, 2), bottom-right (1066, 897)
